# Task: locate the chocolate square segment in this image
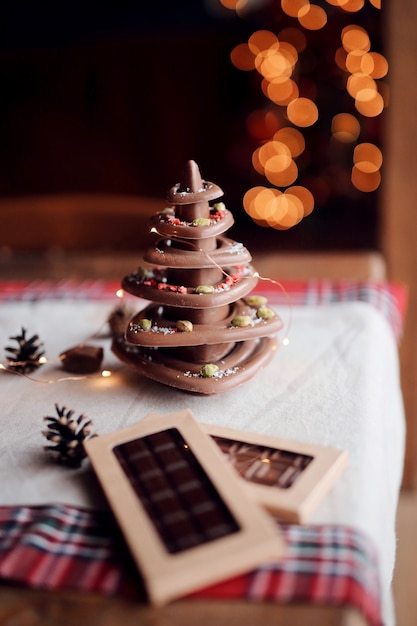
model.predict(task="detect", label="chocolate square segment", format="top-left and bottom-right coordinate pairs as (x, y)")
top-left (113, 428), bottom-right (240, 554)
top-left (212, 436), bottom-right (313, 488)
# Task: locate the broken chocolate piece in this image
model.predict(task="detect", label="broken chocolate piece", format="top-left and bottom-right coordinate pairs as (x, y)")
top-left (60, 345), bottom-right (104, 374)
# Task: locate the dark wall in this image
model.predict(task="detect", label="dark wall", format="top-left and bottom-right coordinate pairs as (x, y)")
top-left (0, 1), bottom-right (384, 251)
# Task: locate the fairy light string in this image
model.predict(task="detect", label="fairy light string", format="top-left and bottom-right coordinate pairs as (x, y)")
top-left (0, 364), bottom-right (88, 384)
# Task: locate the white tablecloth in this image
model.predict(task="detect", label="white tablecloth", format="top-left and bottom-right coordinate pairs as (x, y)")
top-left (0, 296), bottom-right (405, 625)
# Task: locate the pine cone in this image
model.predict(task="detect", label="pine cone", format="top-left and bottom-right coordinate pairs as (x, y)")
top-left (43, 403), bottom-right (98, 468)
top-left (5, 327), bottom-right (45, 373)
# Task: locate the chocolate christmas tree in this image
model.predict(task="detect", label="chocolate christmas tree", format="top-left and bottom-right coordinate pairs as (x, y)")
top-left (112, 160), bottom-right (282, 394)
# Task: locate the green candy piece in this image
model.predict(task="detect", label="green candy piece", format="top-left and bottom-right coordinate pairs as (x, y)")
top-left (231, 315), bottom-right (252, 327)
top-left (176, 320), bottom-right (193, 332)
top-left (138, 318), bottom-right (152, 330)
top-left (256, 306), bottom-right (275, 320)
top-left (200, 363), bottom-right (219, 378)
top-left (213, 202), bottom-right (226, 212)
top-left (194, 285), bottom-right (215, 294)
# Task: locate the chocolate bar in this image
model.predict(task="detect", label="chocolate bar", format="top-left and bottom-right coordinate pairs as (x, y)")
top-left (84, 409), bottom-right (286, 606)
top-left (201, 423), bottom-right (348, 523)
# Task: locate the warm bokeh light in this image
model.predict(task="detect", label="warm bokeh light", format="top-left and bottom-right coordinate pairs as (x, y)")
top-left (327, 0), bottom-right (370, 5)
top-left (351, 165), bottom-right (381, 191)
top-left (255, 42), bottom-right (298, 83)
top-left (353, 142), bottom-right (383, 172)
top-left (286, 97), bottom-right (319, 127)
top-left (264, 156), bottom-right (298, 187)
top-left (277, 41), bottom-right (299, 65)
top-left (243, 184), bottom-right (315, 228)
top-left (269, 194), bottom-right (302, 229)
top-left (340, 23), bottom-right (387, 121)
top-left (253, 135), bottom-right (304, 185)
top-left (219, 0), bottom-right (247, 9)
top-left (219, 0), bottom-right (237, 7)
top-left (286, 185), bottom-right (315, 216)
top-left (230, 0), bottom-right (385, 231)
top-left (358, 52), bottom-right (378, 76)
top-left (278, 27), bottom-right (307, 52)
top-left (274, 127), bottom-right (305, 157)
top-left (264, 77), bottom-right (299, 105)
top-left (243, 186), bottom-right (269, 218)
top-left (281, 0), bottom-right (309, 18)
top-left (331, 113), bottom-right (360, 142)
top-left (246, 109), bottom-right (281, 140)
top-left (253, 187), bottom-right (278, 217)
top-left (259, 140), bottom-right (292, 164)
top-left (346, 73), bottom-right (377, 98)
top-left (252, 149), bottom-right (264, 175)
top-left (354, 89), bottom-right (384, 116)
top-left (335, 46), bottom-right (348, 71)
top-left (342, 25), bottom-right (370, 52)
top-left (367, 52), bottom-right (389, 79)
top-left (298, 4), bottom-right (328, 31)
top-left (337, 0), bottom-right (365, 12)
top-left (345, 49), bottom-right (368, 74)
top-left (258, 48), bottom-right (295, 80)
top-left (264, 193), bottom-right (291, 225)
top-left (268, 193), bottom-right (286, 226)
top-left (230, 43), bottom-right (256, 71)
top-left (248, 30), bottom-right (278, 55)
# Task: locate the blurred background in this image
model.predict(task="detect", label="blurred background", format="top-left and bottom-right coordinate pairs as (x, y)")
top-left (0, 0), bottom-right (385, 253)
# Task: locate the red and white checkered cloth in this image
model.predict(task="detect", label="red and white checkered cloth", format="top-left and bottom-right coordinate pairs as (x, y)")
top-left (0, 504), bottom-right (382, 625)
top-left (0, 279), bottom-right (407, 626)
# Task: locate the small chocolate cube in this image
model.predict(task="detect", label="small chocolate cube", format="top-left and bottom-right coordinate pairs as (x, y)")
top-left (60, 345), bottom-right (104, 374)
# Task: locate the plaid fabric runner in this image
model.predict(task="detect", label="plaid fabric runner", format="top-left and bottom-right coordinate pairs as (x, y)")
top-left (0, 504), bottom-right (382, 625)
top-left (0, 278), bottom-right (407, 343)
